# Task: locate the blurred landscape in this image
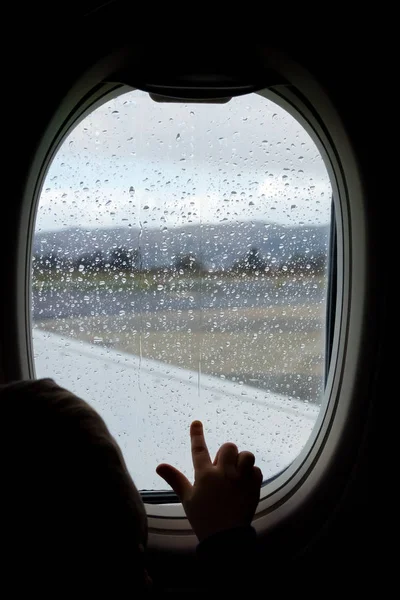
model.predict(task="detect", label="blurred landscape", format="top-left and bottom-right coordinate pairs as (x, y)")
top-left (32, 221), bottom-right (329, 403)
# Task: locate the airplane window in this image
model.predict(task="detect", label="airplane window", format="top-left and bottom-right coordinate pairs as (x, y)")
top-left (31, 89), bottom-right (332, 493)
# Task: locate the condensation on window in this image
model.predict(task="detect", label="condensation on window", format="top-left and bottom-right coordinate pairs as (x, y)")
top-left (32, 90), bottom-right (332, 490)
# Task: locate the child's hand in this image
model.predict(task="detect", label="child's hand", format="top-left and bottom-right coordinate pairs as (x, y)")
top-left (156, 420), bottom-right (262, 542)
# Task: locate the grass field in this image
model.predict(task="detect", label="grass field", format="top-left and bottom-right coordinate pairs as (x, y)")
top-left (32, 267), bottom-right (325, 293)
top-left (34, 300), bottom-right (325, 402)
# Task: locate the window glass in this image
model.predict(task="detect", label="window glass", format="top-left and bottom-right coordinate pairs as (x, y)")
top-left (32, 90), bottom-right (332, 490)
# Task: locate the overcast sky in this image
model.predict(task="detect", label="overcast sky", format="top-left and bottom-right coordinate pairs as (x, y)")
top-left (36, 89), bottom-right (332, 233)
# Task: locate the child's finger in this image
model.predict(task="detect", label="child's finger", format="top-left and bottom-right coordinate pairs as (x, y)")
top-left (190, 420), bottom-right (212, 471)
top-left (156, 463), bottom-right (192, 501)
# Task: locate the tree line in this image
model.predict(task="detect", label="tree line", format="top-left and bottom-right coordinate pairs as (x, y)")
top-left (32, 245), bottom-right (326, 276)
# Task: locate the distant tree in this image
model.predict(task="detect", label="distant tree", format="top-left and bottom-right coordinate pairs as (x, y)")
top-left (92, 251), bottom-right (106, 270)
top-left (286, 253), bottom-right (307, 273)
top-left (109, 247), bottom-right (140, 270)
top-left (246, 247), bottom-right (266, 270)
top-left (32, 254), bottom-right (41, 272)
top-left (131, 248), bottom-right (142, 271)
top-left (34, 252), bottom-right (61, 271)
top-left (309, 252), bottom-right (326, 273)
top-left (231, 247), bottom-right (267, 273)
top-left (174, 253), bottom-right (204, 274)
top-left (286, 252), bottom-right (326, 274)
top-left (74, 252), bottom-right (100, 272)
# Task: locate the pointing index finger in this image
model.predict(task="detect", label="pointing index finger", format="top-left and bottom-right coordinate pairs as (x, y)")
top-left (190, 420), bottom-right (211, 471)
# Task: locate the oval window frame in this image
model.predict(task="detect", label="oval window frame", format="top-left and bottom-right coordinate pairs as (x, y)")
top-left (17, 47), bottom-right (364, 553)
